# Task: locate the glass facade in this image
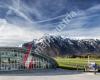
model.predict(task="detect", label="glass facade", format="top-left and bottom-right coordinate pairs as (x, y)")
top-left (0, 47), bottom-right (57, 71)
top-left (0, 48), bottom-right (23, 71)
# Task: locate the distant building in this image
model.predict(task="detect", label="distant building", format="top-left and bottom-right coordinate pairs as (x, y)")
top-left (0, 46), bottom-right (57, 71)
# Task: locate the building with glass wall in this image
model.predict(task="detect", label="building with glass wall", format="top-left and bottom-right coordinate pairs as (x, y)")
top-left (0, 47), bottom-right (57, 71)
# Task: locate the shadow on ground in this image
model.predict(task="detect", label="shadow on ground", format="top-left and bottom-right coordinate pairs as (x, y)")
top-left (0, 68), bottom-right (84, 76)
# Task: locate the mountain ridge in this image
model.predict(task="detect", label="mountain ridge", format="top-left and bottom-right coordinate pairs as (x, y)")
top-left (23, 35), bottom-right (100, 57)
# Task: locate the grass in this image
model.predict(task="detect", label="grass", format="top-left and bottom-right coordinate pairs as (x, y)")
top-left (54, 57), bottom-right (100, 70)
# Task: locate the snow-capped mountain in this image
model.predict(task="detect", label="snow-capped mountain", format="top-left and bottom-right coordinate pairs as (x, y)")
top-left (23, 35), bottom-right (100, 57)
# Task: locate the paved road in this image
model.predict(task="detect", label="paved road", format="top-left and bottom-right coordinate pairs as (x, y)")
top-left (0, 69), bottom-right (100, 80)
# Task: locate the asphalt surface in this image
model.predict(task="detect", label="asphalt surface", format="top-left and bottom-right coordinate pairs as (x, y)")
top-left (0, 69), bottom-right (100, 80)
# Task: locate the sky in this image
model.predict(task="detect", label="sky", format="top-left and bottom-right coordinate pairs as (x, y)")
top-left (0, 0), bottom-right (100, 46)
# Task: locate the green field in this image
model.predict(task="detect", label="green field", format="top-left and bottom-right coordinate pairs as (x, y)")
top-left (54, 57), bottom-right (100, 70)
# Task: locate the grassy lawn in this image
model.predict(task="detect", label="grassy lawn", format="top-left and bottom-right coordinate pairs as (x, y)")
top-left (54, 57), bottom-right (100, 70)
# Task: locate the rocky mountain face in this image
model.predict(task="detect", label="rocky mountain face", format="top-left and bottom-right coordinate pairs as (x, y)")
top-left (23, 36), bottom-right (100, 57)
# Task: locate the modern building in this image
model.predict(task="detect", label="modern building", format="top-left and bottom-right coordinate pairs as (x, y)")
top-left (0, 47), bottom-right (58, 71)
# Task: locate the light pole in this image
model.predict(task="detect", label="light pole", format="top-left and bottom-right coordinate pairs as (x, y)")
top-left (87, 53), bottom-right (91, 64)
top-left (88, 55), bottom-right (90, 64)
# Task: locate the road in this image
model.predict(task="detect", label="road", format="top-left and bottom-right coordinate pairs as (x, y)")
top-left (0, 69), bottom-right (100, 80)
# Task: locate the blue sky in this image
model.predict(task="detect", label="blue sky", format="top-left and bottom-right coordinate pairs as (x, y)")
top-left (0, 0), bottom-right (100, 46)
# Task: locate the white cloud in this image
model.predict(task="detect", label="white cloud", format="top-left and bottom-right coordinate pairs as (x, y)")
top-left (87, 4), bottom-right (100, 12)
top-left (0, 19), bottom-right (44, 47)
top-left (50, 4), bottom-right (100, 39)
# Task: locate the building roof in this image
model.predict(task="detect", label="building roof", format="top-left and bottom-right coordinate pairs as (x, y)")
top-left (0, 47), bottom-right (26, 53)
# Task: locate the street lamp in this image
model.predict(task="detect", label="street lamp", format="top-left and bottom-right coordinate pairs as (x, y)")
top-left (88, 55), bottom-right (90, 64)
top-left (87, 53), bottom-right (91, 64)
